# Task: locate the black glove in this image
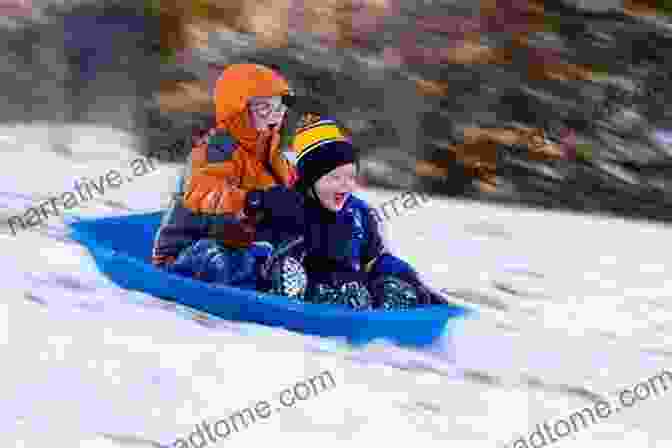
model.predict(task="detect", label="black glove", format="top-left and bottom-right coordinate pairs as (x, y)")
top-left (245, 186), bottom-right (304, 227)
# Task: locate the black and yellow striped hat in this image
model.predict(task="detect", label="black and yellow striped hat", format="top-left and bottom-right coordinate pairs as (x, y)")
top-left (292, 115), bottom-right (357, 192)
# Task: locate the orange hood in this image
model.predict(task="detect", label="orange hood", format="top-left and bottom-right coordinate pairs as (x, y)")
top-left (214, 64), bottom-right (290, 153)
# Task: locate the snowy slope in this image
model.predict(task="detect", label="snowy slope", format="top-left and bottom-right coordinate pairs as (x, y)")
top-left (1, 124), bottom-right (671, 448)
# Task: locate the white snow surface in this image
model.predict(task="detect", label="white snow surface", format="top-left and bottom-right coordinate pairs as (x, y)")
top-left (1, 124), bottom-right (671, 448)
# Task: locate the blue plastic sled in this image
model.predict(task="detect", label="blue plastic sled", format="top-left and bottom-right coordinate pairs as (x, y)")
top-left (69, 212), bottom-right (472, 347)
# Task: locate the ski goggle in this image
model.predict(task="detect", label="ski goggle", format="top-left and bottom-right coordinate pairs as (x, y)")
top-left (248, 93), bottom-right (296, 118)
top-left (249, 102), bottom-right (286, 119)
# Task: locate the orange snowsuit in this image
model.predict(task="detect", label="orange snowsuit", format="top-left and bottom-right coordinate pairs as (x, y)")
top-left (151, 64), bottom-right (297, 266)
top-left (182, 63), bottom-right (297, 215)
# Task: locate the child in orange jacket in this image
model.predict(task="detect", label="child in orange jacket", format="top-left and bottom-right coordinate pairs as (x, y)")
top-left (151, 63), bottom-right (303, 287)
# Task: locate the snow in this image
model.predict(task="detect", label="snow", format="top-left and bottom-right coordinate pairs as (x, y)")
top-left (1, 124), bottom-right (671, 447)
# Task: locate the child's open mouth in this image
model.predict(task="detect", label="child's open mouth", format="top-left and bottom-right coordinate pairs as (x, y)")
top-left (334, 193), bottom-right (346, 204)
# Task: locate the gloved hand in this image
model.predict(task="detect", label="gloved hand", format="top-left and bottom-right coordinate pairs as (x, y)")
top-left (245, 185), bottom-right (304, 227)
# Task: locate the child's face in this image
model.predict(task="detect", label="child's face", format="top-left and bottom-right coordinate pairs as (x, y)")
top-left (248, 96), bottom-right (287, 131)
top-left (314, 163), bottom-right (358, 212)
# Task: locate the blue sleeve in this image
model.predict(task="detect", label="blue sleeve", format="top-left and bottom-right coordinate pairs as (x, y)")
top-left (368, 253), bottom-right (417, 278)
top-left (357, 203), bottom-right (415, 278)
top-left (356, 200), bottom-right (419, 279)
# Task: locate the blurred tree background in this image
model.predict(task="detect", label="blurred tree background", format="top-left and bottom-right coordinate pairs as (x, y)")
top-left (1, 0), bottom-right (671, 222)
